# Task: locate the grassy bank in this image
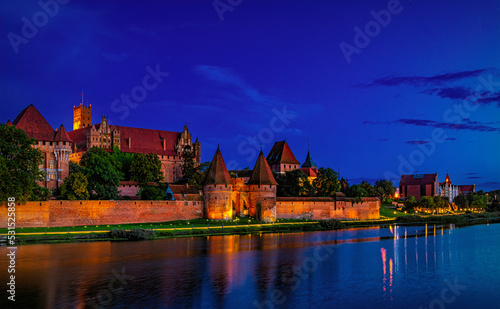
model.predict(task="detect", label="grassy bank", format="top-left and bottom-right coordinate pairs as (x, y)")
top-left (3, 211), bottom-right (500, 245)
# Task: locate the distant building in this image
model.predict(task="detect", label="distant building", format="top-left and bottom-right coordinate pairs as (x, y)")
top-left (266, 140), bottom-right (300, 173)
top-left (399, 173), bottom-right (439, 201)
top-left (168, 184), bottom-right (202, 201)
top-left (68, 103), bottom-right (200, 183)
top-left (399, 173), bottom-right (475, 202)
top-left (439, 173), bottom-right (459, 203)
top-left (300, 150), bottom-right (318, 182)
top-left (8, 104), bottom-right (73, 189)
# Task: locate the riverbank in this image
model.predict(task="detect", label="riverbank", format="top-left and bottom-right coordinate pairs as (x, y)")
top-left (2, 212), bottom-right (500, 245)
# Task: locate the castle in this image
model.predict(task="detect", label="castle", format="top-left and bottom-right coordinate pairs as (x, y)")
top-left (6, 102), bottom-right (381, 222)
top-left (69, 103), bottom-right (200, 183)
top-left (399, 173), bottom-right (475, 202)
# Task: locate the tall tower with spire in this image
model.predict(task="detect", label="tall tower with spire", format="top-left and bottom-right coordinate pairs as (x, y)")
top-left (246, 150), bottom-right (278, 222)
top-left (203, 146), bottom-right (234, 220)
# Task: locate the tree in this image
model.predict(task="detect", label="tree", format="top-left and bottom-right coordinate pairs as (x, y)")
top-left (129, 153), bottom-right (163, 187)
top-left (0, 124), bottom-right (46, 202)
top-left (433, 195), bottom-right (449, 211)
top-left (111, 147), bottom-right (134, 181)
top-left (375, 179), bottom-right (396, 201)
top-left (471, 194), bottom-right (487, 210)
top-left (360, 180), bottom-right (377, 197)
top-left (60, 172), bottom-right (89, 200)
top-left (486, 198), bottom-right (500, 212)
top-left (313, 167), bottom-right (340, 197)
top-left (180, 146), bottom-right (196, 183)
top-left (189, 161), bottom-right (210, 190)
top-left (403, 196), bottom-right (417, 211)
top-left (346, 184), bottom-right (368, 198)
top-left (80, 147), bottom-right (122, 200)
top-left (453, 194), bottom-right (468, 210)
top-left (276, 169), bottom-right (315, 197)
top-left (69, 161), bottom-right (84, 175)
top-left (140, 185), bottom-right (166, 200)
top-left (419, 196), bottom-right (435, 212)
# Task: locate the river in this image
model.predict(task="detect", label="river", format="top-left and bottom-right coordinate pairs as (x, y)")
top-left (1, 223), bottom-right (499, 308)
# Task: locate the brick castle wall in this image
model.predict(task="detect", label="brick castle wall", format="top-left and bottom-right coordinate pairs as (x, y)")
top-left (0, 200), bottom-right (203, 228)
top-left (276, 197), bottom-right (380, 220)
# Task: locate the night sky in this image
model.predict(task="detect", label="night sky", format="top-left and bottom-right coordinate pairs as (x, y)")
top-left (1, 0), bottom-right (499, 190)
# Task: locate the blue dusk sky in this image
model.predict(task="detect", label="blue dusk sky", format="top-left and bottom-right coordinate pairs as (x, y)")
top-left (1, 0), bottom-right (499, 190)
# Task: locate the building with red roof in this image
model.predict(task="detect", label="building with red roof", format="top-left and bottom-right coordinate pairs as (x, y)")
top-left (68, 104), bottom-right (200, 183)
top-left (399, 173), bottom-right (439, 201)
top-left (266, 140), bottom-right (300, 173)
top-left (9, 104), bottom-right (73, 189)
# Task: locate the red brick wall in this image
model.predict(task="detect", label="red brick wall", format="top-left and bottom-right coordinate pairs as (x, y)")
top-left (276, 198), bottom-right (380, 220)
top-left (0, 200), bottom-right (203, 228)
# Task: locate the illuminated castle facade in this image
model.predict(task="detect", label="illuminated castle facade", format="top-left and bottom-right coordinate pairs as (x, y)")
top-left (69, 102), bottom-right (201, 183)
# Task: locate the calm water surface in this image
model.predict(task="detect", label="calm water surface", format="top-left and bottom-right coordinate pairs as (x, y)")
top-left (1, 223), bottom-right (499, 309)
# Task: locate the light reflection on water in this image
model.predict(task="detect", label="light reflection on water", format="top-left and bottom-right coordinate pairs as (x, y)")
top-left (0, 223), bottom-right (499, 308)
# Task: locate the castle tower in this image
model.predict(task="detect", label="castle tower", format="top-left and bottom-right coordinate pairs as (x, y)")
top-left (247, 150), bottom-right (278, 222)
top-left (73, 103), bottom-right (92, 130)
top-left (266, 140), bottom-right (300, 173)
top-left (194, 137), bottom-right (201, 164)
top-left (203, 146), bottom-right (234, 220)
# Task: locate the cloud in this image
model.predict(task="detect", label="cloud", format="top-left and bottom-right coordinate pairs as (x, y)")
top-left (405, 140), bottom-right (430, 145)
top-left (360, 69), bottom-right (489, 87)
top-left (194, 65), bottom-right (268, 105)
top-left (421, 86), bottom-right (472, 100)
top-left (364, 118), bottom-right (500, 133)
top-left (467, 176), bottom-right (483, 179)
top-left (464, 172), bottom-right (479, 175)
top-left (421, 86), bottom-right (500, 107)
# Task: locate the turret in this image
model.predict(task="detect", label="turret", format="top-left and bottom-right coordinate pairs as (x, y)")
top-left (247, 150), bottom-right (278, 222)
top-left (202, 146), bottom-right (233, 220)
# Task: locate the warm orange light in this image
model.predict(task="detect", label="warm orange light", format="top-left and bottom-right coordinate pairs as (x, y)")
top-left (394, 193), bottom-right (400, 198)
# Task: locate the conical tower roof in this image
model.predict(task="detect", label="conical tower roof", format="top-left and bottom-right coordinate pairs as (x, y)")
top-left (203, 146), bottom-right (232, 185)
top-left (301, 150), bottom-right (317, 168)
top-left (54, 124), bottom-right (73, 142)
top-left (247, 150), bottom-right (278, 185)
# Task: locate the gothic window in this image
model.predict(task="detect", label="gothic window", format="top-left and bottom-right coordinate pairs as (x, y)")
top-left (49, 160), bottom-right (55, 169)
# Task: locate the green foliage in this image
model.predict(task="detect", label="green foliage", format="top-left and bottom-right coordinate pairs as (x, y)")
top-left (403, 196), bottom-right (417, 210)
top-left (319, 219), bottom-right (345, 230)
top-left (346, 184), bottom-right (369, 198)
top-left (140, 185), bottom-right (166, 200)
top-left (180, 146), bottom-right (195, 182)
top-left (110, 147), bottom-right (134, 181)
top-left (188, 161), bottom-right (210, 190)
top-left (453, 193), bottom-right (468, 210)
top-left (28, 185), bottom-right (50, 201)
top-left (419, 196), bottom-right (435, 209)
top-left (60, 172), bottom-right (89, 200)
top-left (80, 147), bottom-right (122, 200)
top-left (275, 169), bottom-right (315, 197)
top-left (471, 194), bottom-right (487, 209)
top-left (69, 161), bottom-right (84, 175)
top-left (0, 124), bottom-right (45, 202)
top-left (433, 195), bottom-right (449, 209)
top-left (486, 199), bottom-right (500, 212)
top-left (129, 153), bottom-right (163, 187)
top-left (313, 167), bottom-right (340, 197)
top-left (108, 228), bottom-right (155, 240)
top-left (374, 179), bottom-right (396, 200)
